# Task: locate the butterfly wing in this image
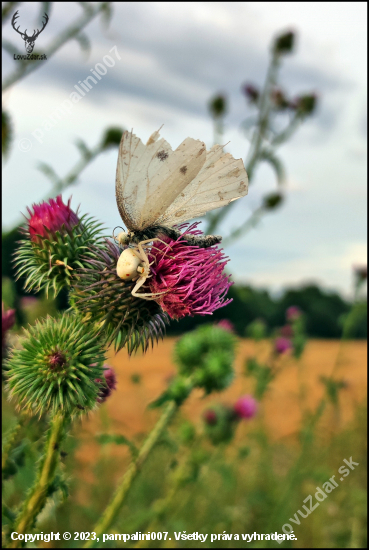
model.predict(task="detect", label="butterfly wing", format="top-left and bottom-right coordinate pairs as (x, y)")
top-left (157, 144), bottom-right (248, 226)
top-left (115, 129), bottom-right (207, 231)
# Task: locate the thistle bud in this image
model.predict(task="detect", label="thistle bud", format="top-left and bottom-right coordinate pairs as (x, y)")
top-left (203, 409), bottom-right (218, 426)
top-left (263, 193), bottom-right (283, 210)
top-left (203, 404), bottom-right (236, 445)
top-left (270, 88), bottom-right (289, 110)
top-left (208, 94), bottom-right (227, 118)
top-left (101, 127), bottom-right (124, 149)
top-left (295, 94), bottom-right (317, 116)
top-left (15, 196), bottom-right (105, 297)
top-left (96, 365), bottom-right (117, 403)
top-left (274, 30), bottom-right (295, 54)
top-left (72, 240), bottom-right (169, 354)
top-left (174, 324), bottom-right (236, 394)
top-left (242, 84), bottom-right (260, 103)
top-left (216, 319), bottom-right (235, 333)
top-left (5, 314), bottom-right (106, 417)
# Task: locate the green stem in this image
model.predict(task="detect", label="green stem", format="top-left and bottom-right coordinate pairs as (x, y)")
top-left (205, 51), bottom-right (279, 236)
top-left (9, 414), bottom-right (66, 548)
top-left (84, 401), bottom-right (178, 548)
top-left (265, 398), bottom-right (326, 536)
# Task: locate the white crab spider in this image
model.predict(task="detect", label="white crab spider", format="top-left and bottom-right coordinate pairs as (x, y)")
top-left (116, 238), bottom-right (167, 300)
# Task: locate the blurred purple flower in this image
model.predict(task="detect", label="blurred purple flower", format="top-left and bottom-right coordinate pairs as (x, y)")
top-left (270, 88), bottom-right (288, 109)
top-left (280, 324), bottom-right (293, 338)
top-left (96, 366), bottom-right (117, 403)
top-left (242, 83), bottom-right (259, 103)
top-left (2, 302), bottom-right (16, 354)
top-left (25, 195), bottom-right (79, 243)
top-left (203, 409), bottom-right (218, 426)
top-left (233, 395), bottom-right (258, 420)
top-left (274, 336), bottom-right (292, 355)
top-left (20, 296), bottom-right (39, 309)
top-left (148, 224), bottom-right (233, 320)
top-left (216, 319), bottom-right (235, 333)
top-left (286, 306), bottom-right (301, 321)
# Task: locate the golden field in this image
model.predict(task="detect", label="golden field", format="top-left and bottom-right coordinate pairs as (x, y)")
top-left (73, 338), bottom-right (367, 491)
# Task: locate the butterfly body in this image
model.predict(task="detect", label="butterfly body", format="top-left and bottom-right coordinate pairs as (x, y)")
top-left (116, 226), bottom-right (222, 248)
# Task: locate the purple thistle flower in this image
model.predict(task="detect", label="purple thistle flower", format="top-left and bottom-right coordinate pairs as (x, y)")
top-left (233, 395), bottom-right (258, 420)
top-left (286, 306), bottom-right (301, 321)
top-left (26, 195), bottom-right (79, 243)
top-left (95, 365), bottom-right (117, 403)
top-left (2, 302), bottom-right (16, 355)
top-left (274, 336), bottom-right (292, 355)
top-left (148, 224), bottom-right (233, 320)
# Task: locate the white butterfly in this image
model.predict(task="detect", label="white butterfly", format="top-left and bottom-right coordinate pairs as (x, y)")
top-left (114, 127), bottom-right (248, 298)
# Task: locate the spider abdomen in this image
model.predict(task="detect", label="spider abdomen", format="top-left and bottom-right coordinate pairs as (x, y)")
top-left (117, 248), bottom-right (142, 280)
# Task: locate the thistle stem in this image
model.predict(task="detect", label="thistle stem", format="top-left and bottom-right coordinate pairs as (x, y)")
top-left (9, 414), bottom-right (66, 548)
top-left (84, 401), bottom-right (177, 548)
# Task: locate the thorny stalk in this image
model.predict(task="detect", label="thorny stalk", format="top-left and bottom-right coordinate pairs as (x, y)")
top-left (84, 401), bottom-right (178, 548)
top-left (9, 414), bottom-right (67, 548)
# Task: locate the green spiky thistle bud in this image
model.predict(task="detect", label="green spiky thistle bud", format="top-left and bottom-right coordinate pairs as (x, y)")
top-left (5, 314), bottom-right (106, 417)
top-left (71, 240), bottom-right (170, 354)
top-left (174, 325), bottom-right (236, 394)
top-left (14, 196), bottom-right (105, 297)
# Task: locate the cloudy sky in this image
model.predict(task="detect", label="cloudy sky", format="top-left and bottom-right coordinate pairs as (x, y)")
top-left (2, 2), bottom-right (367, 298)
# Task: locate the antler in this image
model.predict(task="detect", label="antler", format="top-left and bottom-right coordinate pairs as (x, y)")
top-left (11, 10), bottom-right (26, 38)
top-left (30, 12), bottom-right (49, 40)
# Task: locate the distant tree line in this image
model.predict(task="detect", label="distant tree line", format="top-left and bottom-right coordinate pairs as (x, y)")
top-left (2, 228), bottom-right (367, 339)
top-left (166, 283), bottom-right (367, 339)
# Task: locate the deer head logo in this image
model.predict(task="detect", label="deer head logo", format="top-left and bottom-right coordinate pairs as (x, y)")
top-left (11, 10), bottom-right (49, 54)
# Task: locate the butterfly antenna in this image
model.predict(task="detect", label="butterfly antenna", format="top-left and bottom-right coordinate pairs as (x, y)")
top-left (112, 226), bottom-right (125, 241)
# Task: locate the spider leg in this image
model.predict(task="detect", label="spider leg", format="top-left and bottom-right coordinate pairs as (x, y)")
top-left (136, 241), bottom-right (151, 265)
top-left (131, 276), bottom-right (167, 300)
